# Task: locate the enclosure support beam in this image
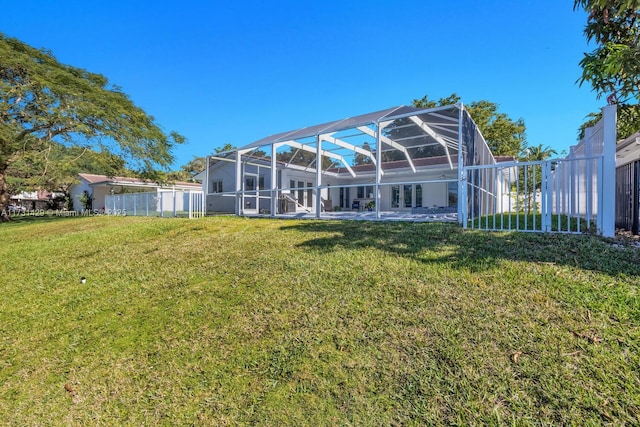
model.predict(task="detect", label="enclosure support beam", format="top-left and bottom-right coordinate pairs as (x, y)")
top-left (205, 155), bottom-right (210, 215)
top-left (316, 136), bottom-right (322, 219)
top-left (458, 103), bottom-right (467, 227)
top-left (357, 126), bottom-right (415, 173)
top-left (375, 122), bottom-right (382, 220)
top-left (271, 143), bottom-right (277, 218)
top-left (320, 134), bottom-right (378, 167)
top-left (409, 116), bottom-right (454, 169)
top-left (235, 151), bottom-right (242, 215)
top-left (282, 140), bottom-right (356, 177)
top-left (235, 148), bottom-right (259, 216)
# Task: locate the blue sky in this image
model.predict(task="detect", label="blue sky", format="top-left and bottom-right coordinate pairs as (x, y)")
top-left (2, 0), bottom-right (601, 168)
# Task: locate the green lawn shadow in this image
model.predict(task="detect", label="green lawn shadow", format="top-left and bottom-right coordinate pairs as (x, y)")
top-left (280, 220), bottom-right (640, 278)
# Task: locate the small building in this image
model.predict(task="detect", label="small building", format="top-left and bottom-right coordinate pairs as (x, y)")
top-left (70, 173), bottom-right (201, 211)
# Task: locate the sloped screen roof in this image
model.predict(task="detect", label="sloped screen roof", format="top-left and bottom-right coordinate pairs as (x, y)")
top-left (227, 104), bottom-right (495, 172)
top-left (240, 105), bottom-right (430, 150)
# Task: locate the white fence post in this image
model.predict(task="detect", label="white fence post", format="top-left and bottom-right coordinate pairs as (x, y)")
top-left (542, 160), bottom-right (551, 232)
top-left (173, 189), bottom-right (177, 217)
top-left (601, 104), bottom-right (617, 237)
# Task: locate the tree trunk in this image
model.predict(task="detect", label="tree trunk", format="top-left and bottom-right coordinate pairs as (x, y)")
top-left (0, 166), bottom-right (11, 222)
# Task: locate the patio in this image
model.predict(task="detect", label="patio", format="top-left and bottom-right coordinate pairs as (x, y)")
top-left (204, 103), bottom-right (500, 223)
top-left (252, 210), bottom-right (458, 222)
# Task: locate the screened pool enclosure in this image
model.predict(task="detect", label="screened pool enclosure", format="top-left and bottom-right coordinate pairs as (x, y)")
top-left (204, 104), bottom-right (501, 222)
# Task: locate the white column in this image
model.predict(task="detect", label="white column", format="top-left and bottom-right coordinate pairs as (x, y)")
top-left (173, 188), bottom-right (177, 217)
top-left (457, 103), bottom-right (467, 227)
top-left (375, 123), bottom-right (382, 219)
top-left (205, 155), bottom-right (210, 215)
top-left (271, 144), bottom-right (277, 217)
top-left (542, 160), bottom-right (551, 232)
top-left (315, 136), bottom-right (322, 218)
top-left (235, 151), bottom-right (242, 215)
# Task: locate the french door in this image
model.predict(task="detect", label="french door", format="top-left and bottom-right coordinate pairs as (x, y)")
top-left (391, 184), bottom-right (423, 210)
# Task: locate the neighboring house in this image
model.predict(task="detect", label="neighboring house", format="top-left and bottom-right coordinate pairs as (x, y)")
top-left (203, 104), bottom-right (510, 220)
top-left (615, 131), bottom-right (640, 234)
top-left (70, 173), bottom-right (201, 211)
top-left (10, 190), bottom-right (64, 210)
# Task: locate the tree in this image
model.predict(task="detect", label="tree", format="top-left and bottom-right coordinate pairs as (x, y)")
top-left (518, 144), bottom-right (557, 215)
top-left (0, 34), bottom-right (184, 219)
top-left (578, 102), bottom-right (640, 139)
top-left (412, 93), bottom-right (527, 157)
top-left (574, 0), bottom-right (640, 102)
top-left (164, 155), bottom-right (207, 182)
top-left (352, 142), bottom-right (373, 166)
top-left (522, 143), bottom-right (557, 161)
top-left (7, 142), bottom-right (130, 209)
top-left (215, 143), bottom-right (236, 154)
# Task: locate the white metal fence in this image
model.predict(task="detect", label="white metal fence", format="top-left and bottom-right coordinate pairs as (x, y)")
top-left (105, 190), bottom-right (205, 219)
top-left (461, 105), bottom-right (617, 236)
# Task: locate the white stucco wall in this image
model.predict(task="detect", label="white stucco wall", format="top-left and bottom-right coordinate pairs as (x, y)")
top-left (69, 180), bottom-right (93, 211)
top-left (206, 159), bottom-right (457, 214)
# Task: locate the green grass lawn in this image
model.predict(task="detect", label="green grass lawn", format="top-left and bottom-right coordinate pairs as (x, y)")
top-left (1, 216), bottom-right (639, 425)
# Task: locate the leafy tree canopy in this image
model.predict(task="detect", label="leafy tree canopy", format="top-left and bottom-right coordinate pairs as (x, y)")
top-left (578, 103), bottom-right (640, 139)
top-left (8, 142), bottom-right (129, 194)
top-left (215, 143), bottom-right (236, 154)
top-left (0, 33), bottom-right (184, 218)
top-left (413, 93), bottom-right (527, 157)
top-left (523, 144), bottom-right (557, 161)
top-left (164, 144), bottom-right (238, 182)
top-left (574, 0), bottom-right (640, 102)
top-left (574, 1), bottom-right (640, 140)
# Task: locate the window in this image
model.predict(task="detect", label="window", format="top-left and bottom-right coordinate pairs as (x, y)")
top-left (297, 181), bottom-right (304, 205)
top-left (306, 182), bottom-right (313, 208)
top-left (415, 184), bottom-right (422, 207)
top-left (404, 184), bottom-right (412, 208)
top-left (210, 180), bottom-right (223, 193)
top-left (357, 186), bottom-right (364, 199)
top-left (448, 182), bottom-right (458, 207)
top-left (366, 185), bottom-right (374, 198)
top-left (391, 186), bottom-right (400, 208)
top-left (258, 176), bottom-right (265, 190)
top-left (245, 177), bottom-right (256, 191)
top-left (289, 180), bottom-right (296, 201)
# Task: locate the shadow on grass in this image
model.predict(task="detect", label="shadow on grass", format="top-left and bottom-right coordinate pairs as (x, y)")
top-left (280, 220), bottom-right (640, 277)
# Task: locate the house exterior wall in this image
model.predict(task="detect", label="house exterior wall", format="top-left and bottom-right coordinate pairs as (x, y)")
top-left (206, 161), bottom-right (238, 213)
top-left (206, 161), bottom-right (278, 213)
top-left (69, 180), bottom-right (93, 211)
top-left (280, 169), bottom-right (318, 212)
top-left (92, 186), bottom-right (112, 210)
top-left (324, 169), bottom-right (453, 212)
top-left (206, 159), bottom-right (460, 214)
